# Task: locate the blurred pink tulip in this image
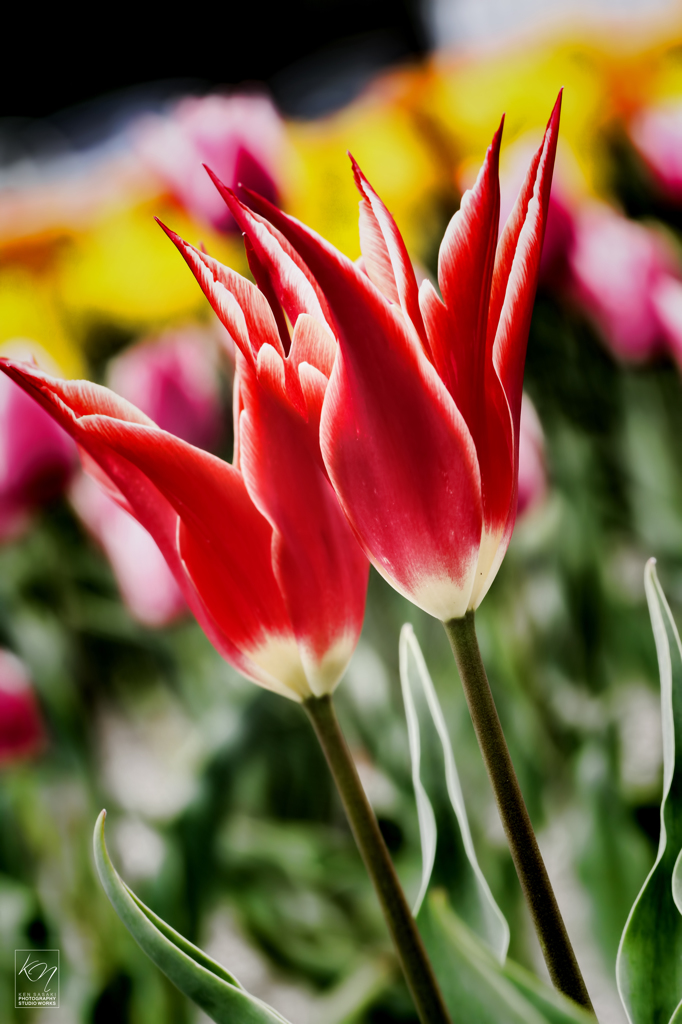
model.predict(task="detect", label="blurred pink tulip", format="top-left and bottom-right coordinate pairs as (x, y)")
top-left (135, 93), bottom-right (284, 232)
top-left (106, 327), bottom-right (223, 450)
top-left (0, 370), bottom-right (75, 540)
top-left (517, 396), bottom-right (547, 518)
top-left (568, 203), bottom-right (679, 361)
top-left (70, 473), bottom-right (187, 627)
top-left (630, 102), bottom-right (682, 200)
top-left (0, 651), bottom-right (46, 764)
top-left (650, 274), bottom-right (682, 369)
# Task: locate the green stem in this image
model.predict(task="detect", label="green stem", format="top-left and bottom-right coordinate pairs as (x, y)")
top-left (444, 611), bottom-right (594, 1014)
top-left (304, 693), bottom-right (451, 1024)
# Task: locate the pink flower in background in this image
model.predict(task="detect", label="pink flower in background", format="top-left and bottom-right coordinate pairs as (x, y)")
top-left (517, 395), bottom-right (547, 518)
top-left (568, 203), bottom-right (679, 361)
top-left (70, 472), bottom-right (186, 627)
top-left (0, 651), bottom-right (46, 764)
top-left (630, 102), bottom-right (682, 200)
top-left (135, 93), bottom-right (284, 232)
top-left (536, 188), bottom-right (575, 289)
top-left (650, 274), bottom-right (682, 369)
top-left (106, 327), bottom-right (223, 450)
top-left (0, 369), bottom-right (76, 540)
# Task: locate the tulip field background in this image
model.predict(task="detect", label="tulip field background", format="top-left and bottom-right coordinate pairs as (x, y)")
top-left (4, 4), bottom-right (682, 1023)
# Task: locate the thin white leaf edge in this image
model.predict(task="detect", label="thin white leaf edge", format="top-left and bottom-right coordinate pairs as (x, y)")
top-left (399, 623), bottom-right (510, 963)
top-left (616, 558), bottom-right (682, 1024)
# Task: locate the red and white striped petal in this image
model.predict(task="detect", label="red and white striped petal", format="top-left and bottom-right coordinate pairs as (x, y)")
top-left (288, 313), bottom-right (336, 379)
top-left (423, 128), bottom-right (514, 552)
top-left (240, 191), bottom-right (484, 618)
top-left (158, 221), bottom-right (283, 365)
top-left (207, 170), bottom-right (334, 336)
top-left (490, 94), bottom-right (561, 439)
top-left (350, 155), bottom-right (429, 354)
top-left (434, 121), bottom-right (502, 427)
top-left (0, 360), bottom-right (310, 698)
top-left (238, 359), bottom-right (368, 693)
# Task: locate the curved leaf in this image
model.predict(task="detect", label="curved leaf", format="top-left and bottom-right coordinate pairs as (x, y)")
top-left (418, 892), bottom-right (593, 1024)
top-left (617, 559), bottom-right (682, 1024)
top-left (400, 623), bottom-right (509, 961)
top-left (93, 810), bottom-right (292, 1024)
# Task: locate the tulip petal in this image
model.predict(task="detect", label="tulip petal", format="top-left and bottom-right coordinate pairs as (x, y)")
top-left (433, 120), bottom-right (502, 429)
top-left (243, 235), bottom-right (291, 354)
top-left (490, 93), bottom-right (561, 434)
top-left (421, 128), bottom-right (514, 553)
top-left (288, 313), bottom-right (336, 379)
top-left (238, 363), bottom-right (368, 694)
top-left (234, 198), bottom-right (484, 619)
top-left (0, 360), bottom-right (297, 693)
top-left (350, 155), bottom-right (429, 354)
top-left (207, 170), bottom-right (334, 335)
top-left (158, 221), bottom-right (283, 365)
top-left (87, 419), bottom-right (290, 644)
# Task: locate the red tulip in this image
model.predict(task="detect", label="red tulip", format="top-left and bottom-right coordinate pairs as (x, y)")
top-left (0, 369), bottom-right (76, 541)
top-left (217, 95), bottom-right (560, 621)
top-left (0, 251), bottom-right (368, 699)
top-left (0, 651), bottom-right (46, 764)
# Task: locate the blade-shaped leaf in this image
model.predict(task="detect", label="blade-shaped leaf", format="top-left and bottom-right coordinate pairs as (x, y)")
top-left (400, 623), bottom-right (509, 962)
top-left (418, 892), bottom-right (594, 1024)
top-left (93, 810), bottom-right (292, 1024)
top-left (617, 559), bottom-right (682, 1024)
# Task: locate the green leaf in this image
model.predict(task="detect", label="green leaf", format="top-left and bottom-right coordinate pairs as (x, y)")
top-left (399, 623), bottom-right (509, 962)
top-left (617, 559), bottom-right (682, 1024)
top-left (418, 891), bottom-right (593, 1024)
top-left (93, 810), bottom-right (292, 1024)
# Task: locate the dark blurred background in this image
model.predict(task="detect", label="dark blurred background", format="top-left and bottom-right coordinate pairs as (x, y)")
top-left (2, 0), bottom-right (427, 123)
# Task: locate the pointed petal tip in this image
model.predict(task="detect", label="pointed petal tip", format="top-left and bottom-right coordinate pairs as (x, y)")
top-left (155, 217), bottom-right (181, 244)
top-left (348, 152), bottom-right (368, 196)
top-left (202, 163), bottom-right (223, 188)
top-left (484, 117), bottom-right (504, 169)
top-left (548, 90), bottom-right (563, 129)
top-left (204, 165), bottom-right (245, 216)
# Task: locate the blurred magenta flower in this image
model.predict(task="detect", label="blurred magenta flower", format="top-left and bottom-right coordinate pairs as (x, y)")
top-left (568, 203), bottom-right (680, 361)
top-left (630, 101), bottom-right (682, 200)
top-left (106, 327), bottom-right (223, 450)
top-left (517, 395), bottom-right (547, 518)
top-left (225, 97), bottom-right (560, 621)
top-left (0, 650), bottom-right (46, 764)
top-left (70, 472), bottom-right (186, 627)
top-left (135, 93), bottom-right (285, 232)
top-left (0, 237), bottom-right (368, 697)
top-left (0, 368), bottom-right (75, 540)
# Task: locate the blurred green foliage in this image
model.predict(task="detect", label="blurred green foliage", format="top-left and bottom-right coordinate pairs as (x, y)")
top-left (5, 88), bottom-right (682, 1024)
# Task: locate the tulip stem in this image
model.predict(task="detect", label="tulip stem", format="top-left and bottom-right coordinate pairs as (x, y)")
top-left (444, 611), bottom-right (594, 1014)
top-left (304, 693), bottom-right (452, 1024)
